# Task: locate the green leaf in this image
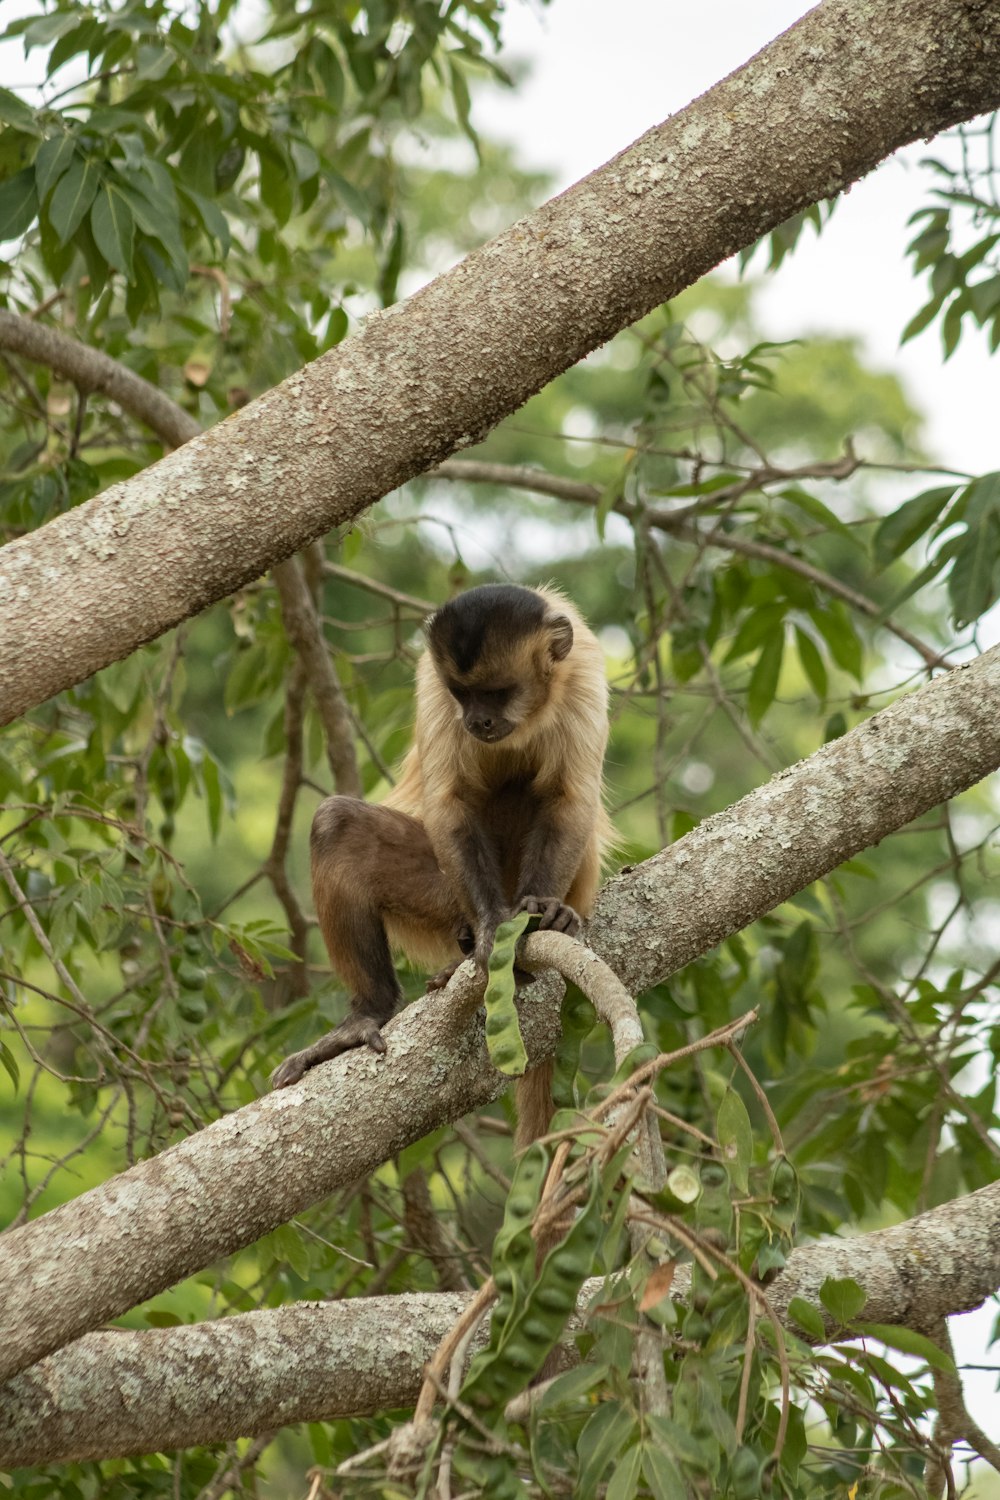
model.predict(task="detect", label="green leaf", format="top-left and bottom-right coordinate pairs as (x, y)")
top-left (483, 911), bottom-right (531, 1075)
top-left (747, 628), bottom-right (784, 724)
top-left (447, 55), bottom-right (479, 154)
top-left (960, 469), bottom-right (1000, 525)
top-left (537, 1361), bottom-right (610, 1413)
top-left (970, 273), bottom-right (1000, 322)
top-left (49, 156), bottom-right (99, 244)
top-left (0, 86), bottom-right (40, 134)
top-left (819, 1275), bottom-right (866, 1325)
top-left (779, 486), bottom-right (854, 540)
top-left (90, 185), bottom-right (134, 275)
top-left (642, 1443), bottom-right (688, 1500)
top-left (717, 1088), bottom-right (753, 1192)
top-left (941, 295), bottom-right (965, 359)
top-left (900, 296), bottom-right (943, 344)
top-left (577, 1404), bottom-right (635, 1500)
top-left (378, 219), bottom-right (405, 307)
top-left (259, 144), bottom-right (294, 226)
top-left (604, 1443), bottom-right (642, 1500)
top-left (854, 1322), bottom-right (955, 1371)
top-left (0, 1038), bottom-right (20, 1093)
top-left (0, 164), bottom-right (37, 240)
top-left (725, 602), bottom-right (786, 662)
top-left (0, 167), bottom-right (38, 239)
top-left (793, 625), bottom-right (827, 701)
top-left (811, 604), bottom-right (862, 681)
top-left (145, 1309), bottom-right (182, 1327)
top-left (787, 1296), bottom-right (826, 1341)
top-left (873, 486), bottom-right (956, 568)
top-left (177, 183), bottom-right (230, 256)
top-left (34, 133), bottom-right (78, 204)
top-left (948, 512), bottom-right (1000, 626)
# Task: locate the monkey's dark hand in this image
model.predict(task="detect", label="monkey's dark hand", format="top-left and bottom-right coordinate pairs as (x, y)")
top-left (427, 959), bottom-right (464, 991)
top-left (517, 895), bottom-right (582, 935)
top-left (271, 1014), bottom-right (387, 1089)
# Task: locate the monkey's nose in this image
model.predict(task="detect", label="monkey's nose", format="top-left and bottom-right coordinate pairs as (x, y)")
top-left (470, 714), bottom-right (493, 734)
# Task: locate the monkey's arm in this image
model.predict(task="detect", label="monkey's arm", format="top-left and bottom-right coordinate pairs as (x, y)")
top-left (427, 805), bottom-right (509, 972)
top-left (512, 791), bottom-right (600, 934)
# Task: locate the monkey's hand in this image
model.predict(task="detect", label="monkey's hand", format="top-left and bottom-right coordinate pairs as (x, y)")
top-left (517, 895), bottom-right (582, 935)
top-left (427, 959), bottom-right (464, 991)
top-left (271, 1013), bottom-right (387, 1089)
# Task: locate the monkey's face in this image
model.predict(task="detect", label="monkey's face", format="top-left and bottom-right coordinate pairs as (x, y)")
top-left (427, 584), bottom-right (575, 745)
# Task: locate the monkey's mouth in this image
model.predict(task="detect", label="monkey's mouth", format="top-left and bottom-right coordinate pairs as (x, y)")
top-left (469, 722), bottom-right (514, 744)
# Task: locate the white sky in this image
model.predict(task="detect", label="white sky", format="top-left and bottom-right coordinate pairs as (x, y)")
top-left (1, 0), bottom-right (997, 1460)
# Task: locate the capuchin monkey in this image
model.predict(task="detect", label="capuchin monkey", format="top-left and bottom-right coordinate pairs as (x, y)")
top-left (272, 583), bottom-right (613, 1146)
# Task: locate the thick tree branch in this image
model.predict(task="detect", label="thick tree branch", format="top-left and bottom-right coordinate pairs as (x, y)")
top-left (1, 0), bottom-right (998, 723)
top-left (2, 1179), bottom-right (997, 1467)
top-left (1, 644), bottom-right (999, 1383)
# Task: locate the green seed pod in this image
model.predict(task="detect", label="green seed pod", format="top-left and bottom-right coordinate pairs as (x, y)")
top-left (533, 1285), bottom-right (574, 1313)
top-left (483, 913), bottom-right (532, 1076)
top-left (551, 984), bottom-right (595, 1107)
top-left (650, 1164), bottom-right (702, 1214)
top-left (177, 994), bottom-right (207, 1024)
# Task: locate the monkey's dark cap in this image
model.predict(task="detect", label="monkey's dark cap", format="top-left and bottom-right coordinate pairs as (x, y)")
top-left (427, 584), bottom-right (547, 675)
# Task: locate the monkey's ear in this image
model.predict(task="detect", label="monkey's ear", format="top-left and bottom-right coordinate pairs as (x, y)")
top-left (547, 614), bottom-right (574, 661)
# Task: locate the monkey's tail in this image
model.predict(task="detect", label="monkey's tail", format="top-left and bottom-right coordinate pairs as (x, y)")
top-left (514, 1060), bottom-right (554, 1152)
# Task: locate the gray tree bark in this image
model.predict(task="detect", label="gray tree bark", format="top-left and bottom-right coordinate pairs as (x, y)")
top-left (2, 1178), bottom-right (997, 1466)
top-left (2, 643), bottom-right (1000, 1385)
top-left (1, 0), bottom-right (999, 724)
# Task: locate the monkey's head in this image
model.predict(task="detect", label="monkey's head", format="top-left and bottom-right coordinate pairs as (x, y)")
top-left (426, 584), bottom-right (574, 745)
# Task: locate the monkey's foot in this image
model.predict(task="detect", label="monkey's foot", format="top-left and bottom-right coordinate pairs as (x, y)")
top-left (517, 895), bottom-right (582, 935)
top-left (271, 1014), bottom-right (387, 1089)
top-left (427, 959), bottom-right (463, 991)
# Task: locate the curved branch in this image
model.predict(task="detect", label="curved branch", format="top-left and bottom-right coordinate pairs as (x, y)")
top-left (2, 0), bottom-right (999, 722)
top-left (0, 308), bottom-right (200, 450)
top-left (272, 557), bottom-right (362, 798)
top-left (522, 929), bottom-right (666, 1189)
top-left (2, 643), bottom-right (1000, 1382)
top-left (2, 1179), bottom-right (997, 1467)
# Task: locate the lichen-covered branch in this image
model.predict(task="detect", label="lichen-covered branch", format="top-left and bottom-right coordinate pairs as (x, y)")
top-left (2, 0), bottom-right (998, 723)
top-left (1, 643), bottom-right (999, 1383)
top-left (2, 1179), bottom-right (997, 1467)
